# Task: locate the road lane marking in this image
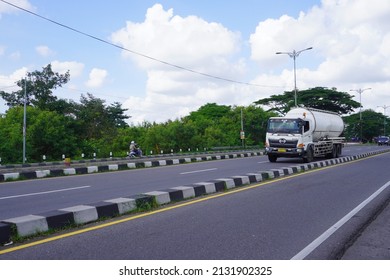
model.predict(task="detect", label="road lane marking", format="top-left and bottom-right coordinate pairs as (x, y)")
top-left (0, 185), bottom-right (92, 200)
top-left (291, 180), bottom-right (390, 260)
top-left (258, 161), bottom-right (269, 164)
top-left (1, 151), bottom-right (388, 255)
top-left (180, 168), bottom-right (217, 175)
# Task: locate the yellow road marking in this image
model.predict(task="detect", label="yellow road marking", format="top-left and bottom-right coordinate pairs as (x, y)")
top-left (0, 151), bottom-right (388, 255)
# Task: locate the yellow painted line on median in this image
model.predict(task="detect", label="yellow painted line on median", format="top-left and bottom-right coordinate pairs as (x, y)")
top-left (1, 151), bottom-right (388, 255)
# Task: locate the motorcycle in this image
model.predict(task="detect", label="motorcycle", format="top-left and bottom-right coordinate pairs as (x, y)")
top-left (129, 147), bottom-right (143, 158)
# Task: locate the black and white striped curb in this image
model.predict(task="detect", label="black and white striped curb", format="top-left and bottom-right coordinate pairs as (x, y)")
top-left (1, 149), bottom-right (390, 245)
top-left (0, 152), bottom-right (262, 183)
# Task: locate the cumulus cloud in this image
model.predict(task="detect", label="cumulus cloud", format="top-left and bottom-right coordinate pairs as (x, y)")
top-left (111, 3), bottom-right (248, 123)
top-left (51, 60), bottom-right (84, 77)
top-left (111, 1), bottom-right (390, 122)
top-left (85, 68), bottom-right (108, 88)
top-left (250, 0), bottom-right (390, 85)
top-left (248, 0), bottom-right (390, 113)
top-left (0, 0), bottom-right (34, 15)
top-left (36, 45), bottom-right (55, 57)
top-left (0, 67), bottom-right (27, 88)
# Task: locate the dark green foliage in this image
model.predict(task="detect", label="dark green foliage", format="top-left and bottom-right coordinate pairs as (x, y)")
top-left (255, 87), bottom-right (360, 115)
top-left (343, 109), bottom-right (389, 142)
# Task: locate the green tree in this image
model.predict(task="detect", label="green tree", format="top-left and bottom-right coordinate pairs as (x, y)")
top-left (74, 93), bottom-right (129, 140)
top-left (0, 64), bottom-right (70, 111)
top-left (27, 109), bottom-right (78, 160)
top-left (0, 107), bottom-right (24, 163)
top-left (0, 106), bottom-right (77, 163)
top-left (255, 87), bottom-right (360, 115)
top-left (343, 109), bottom-right (387, 142)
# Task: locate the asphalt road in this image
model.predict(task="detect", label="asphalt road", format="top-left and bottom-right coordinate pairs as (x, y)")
top-left (0, 145), bottom-right (389, 259)
top-left (0, 145), bottom-right (387, 220)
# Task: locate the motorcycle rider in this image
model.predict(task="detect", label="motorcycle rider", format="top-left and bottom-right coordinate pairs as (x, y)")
top-left (129, 140), bottom-right (142, 157)
top-left (129, 140), bottom-right (137, 153)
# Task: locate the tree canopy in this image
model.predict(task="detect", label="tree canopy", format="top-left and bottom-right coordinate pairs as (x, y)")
top-left (254, 87), bottom-right (360, 115)
top-left (0, 64), bottom-right (70, 111)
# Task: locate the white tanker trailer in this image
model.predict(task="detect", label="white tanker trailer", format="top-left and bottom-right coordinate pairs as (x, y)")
top-left (265, 107), bottom-right (345, 163)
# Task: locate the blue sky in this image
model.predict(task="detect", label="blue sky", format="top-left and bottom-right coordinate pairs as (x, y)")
top-left (1, 0), bottom-right (390, 123)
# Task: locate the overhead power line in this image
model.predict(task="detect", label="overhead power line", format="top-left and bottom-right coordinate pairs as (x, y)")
top-left (1, 0), bottom-right (282, 88)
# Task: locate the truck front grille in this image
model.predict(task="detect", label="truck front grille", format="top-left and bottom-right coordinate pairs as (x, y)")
top-left (268, 139), bottom-right (298, 148)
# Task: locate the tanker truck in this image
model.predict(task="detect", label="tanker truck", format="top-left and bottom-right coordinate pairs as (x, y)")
top-left (265, 107), bottom-right (345, 163)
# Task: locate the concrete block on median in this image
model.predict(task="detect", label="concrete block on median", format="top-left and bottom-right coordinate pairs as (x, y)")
top-left (271, 169), bottom-right (284, 177)
top-left (104, 197), bottom-right (137, 214)
top-left (63, 168), bottom-right (76, 175)
top-left (161, 189), bottom-right (185, 201)
top-left (87, 166), bottom-right (98, 173)
top-left (144, 191), bottom-right (171, 205)
top-left (0, 222), bottom-right (12, 244)
top-left (231, 176), bottom-right (250, 185)
top-left (38, 210), bottom-right (75, 229)
top-left (3, 215), bottom-right (49, 237)
top-left (214, 178), bottom-right (236, 189)
top-left (127, 162), bottom-right (136, 169)
top-left (158, 160), bottom-right (167, 166)
top-left (193, 182), bottom-right (216, 194)
top-left (4, 173), bottom-right (19, 181)
top-left (59, 205), bottom-right (98, 225)
top-left (108, 164), bottom-right (118, 171)
top-left (246, 173), bottom-right (263, 183)
top-left (210, 180), bottom-right (226, 192)
top-left (88, 201), bottom-right (120, 218)
top-left (283, 168), bottom-right (294, 175)
top-left (36, 170), bottom-right (50, 178)
top-left (170, 186), bottom-right (196, 199)
top-left (263, 171), bottom-right (275, 179)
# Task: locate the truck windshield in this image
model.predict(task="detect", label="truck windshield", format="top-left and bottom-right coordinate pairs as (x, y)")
top-left (267, 119), bottom-right (301, 134)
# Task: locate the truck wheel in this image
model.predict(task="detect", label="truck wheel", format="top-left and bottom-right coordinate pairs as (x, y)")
top-left (332, 145), bottom-right (338, 158)
top-left (303, 147), bottom-right (313, 163)
top-left (336, 145), bottom-right (342, 157)
top-left (268, 155), bottom-right (277, 162)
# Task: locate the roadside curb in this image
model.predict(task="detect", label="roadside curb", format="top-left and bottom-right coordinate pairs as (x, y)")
top-left (0, 152), bottom-right (261, 183)
top-left (1, 149), bottom-right (390, 246)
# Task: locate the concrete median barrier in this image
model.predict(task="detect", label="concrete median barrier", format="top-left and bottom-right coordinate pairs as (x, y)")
top-left (1, 149), bottom-right (390, 245)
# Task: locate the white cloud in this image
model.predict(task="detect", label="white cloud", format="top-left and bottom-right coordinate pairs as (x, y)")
top-left (51, 60), bottom-right (84, 77)
top-left (36, 45), bottom-right (55, 57)
top-left (0, 67), bottom-right (27, 88)
top-left (85, 68), bottom-right (108, 88)
top-left (9, 51), bottom-right (21, 60)
top-left (111, 3), bottom-right (247, 123)
top-left (0, 0), bottom-right (34, 15)
top-left (249, 0), bottom-right (390, 113)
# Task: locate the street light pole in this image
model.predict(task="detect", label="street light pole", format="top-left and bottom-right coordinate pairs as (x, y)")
top-left (350, 88), bottom-right (371, 142)
top-left (23, 78), bottom-right (27, 164)
top-left (377, 105), bottom-right (389, 135)
top-left (276, 47), bottom-right (313, 107)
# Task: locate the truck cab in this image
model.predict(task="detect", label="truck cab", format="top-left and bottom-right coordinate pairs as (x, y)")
top-left (265, 117), bottom-right (310, 162)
